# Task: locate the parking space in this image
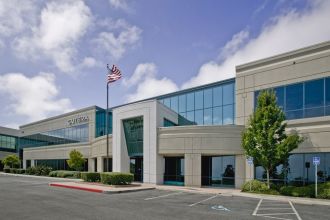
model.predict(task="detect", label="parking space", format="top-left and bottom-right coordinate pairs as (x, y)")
top-left (1, 175), bottom-right (329, 220)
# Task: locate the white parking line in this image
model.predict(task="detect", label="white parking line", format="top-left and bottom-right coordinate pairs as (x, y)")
top-left (289, 201), bottom-right (302, 220)
top-left (188, 194), bottom-right (219, 207)
top-left (252, 199), bottom-right (302, 220)
top-left (144, 191), bottom-right (183, 201)
top-left (252, 199), bottom-right (263, 215)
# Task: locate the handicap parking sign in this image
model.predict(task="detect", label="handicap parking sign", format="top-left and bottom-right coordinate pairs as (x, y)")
top-left (313, 157), bottom-right (320, 165)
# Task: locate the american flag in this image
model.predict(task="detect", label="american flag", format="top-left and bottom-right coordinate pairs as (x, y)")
top-left (107, 64), bottom-right (122, 83)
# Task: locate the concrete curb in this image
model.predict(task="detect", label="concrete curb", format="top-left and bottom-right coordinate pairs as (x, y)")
top-left (49, 182), bottom-right (155, 194)
top-left (0, 172), bottom-right (83, 181)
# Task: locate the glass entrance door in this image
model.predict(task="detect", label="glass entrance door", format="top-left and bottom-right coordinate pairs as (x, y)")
top-left (130, 157), bottom-right (143, 182)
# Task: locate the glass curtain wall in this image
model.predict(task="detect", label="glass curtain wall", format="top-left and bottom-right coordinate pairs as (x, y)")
top-left (164, 157), bottom-right (184, 186)
top-left (255, 77), bottom-right (330, 120)
top-left (123, 116), bottom-right (143, 157)
top-left (255, 153), bottom-right (330, 185)
top-left (20, 124), bottom-right (89, 148)
top-left (95, 108), bottom-right (112, 138)
top-left (0, 134), bottom-right (17, 152)
top-left (202, 156), bottom-right (235, 187)
top-left (159, 80), bottom-right (235, 126)
top-left (35, 159), bottom-right (88, 171)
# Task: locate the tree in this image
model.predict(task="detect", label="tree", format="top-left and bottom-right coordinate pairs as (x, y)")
top-left (242, 90), bottom-right (303, 188)
top-left (2, 154), bottom-right (20, 168)
top-left (67, 150), bottom-right (85, 171)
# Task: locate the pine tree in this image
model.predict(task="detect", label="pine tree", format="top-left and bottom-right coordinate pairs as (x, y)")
top-left (242, 90), bottom-right (303, 188)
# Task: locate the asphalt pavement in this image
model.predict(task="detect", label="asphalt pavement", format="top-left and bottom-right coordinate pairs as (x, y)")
top-left (0, 174), bottom-right (328, 220)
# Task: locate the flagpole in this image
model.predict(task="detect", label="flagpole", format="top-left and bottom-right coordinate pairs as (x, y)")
top-left (105, 66), bottom-right (110, 172)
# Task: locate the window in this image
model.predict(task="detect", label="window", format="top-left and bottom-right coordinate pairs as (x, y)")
top-left (204, 89), bottom-right (212, 108)
top-left (170, 96), bottom-right (178, 113)
top-left (213, 86), bottom-right (222, 107)
top-left (195, 91), bottom-right (203, 110)
top-left (158, 80), bottom-right (235, 126)
top-left (178, 95), bottom-right (186, 113)
top-left (223, 83), bottom-right (234, 105)
top-left (187, 93), bottom-right (194, 111)
top-left (305, 79), bottom-right (324, 117)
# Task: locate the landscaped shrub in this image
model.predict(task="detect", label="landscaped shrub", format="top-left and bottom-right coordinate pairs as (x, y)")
top-left (3, 167), bottom-right (10, 173)
top-left (26, 167), bottom-right (36, 175)
top-left (26, 166), bottom-right (52, 176)
top-left (318, 189), bottom-right (330, 199)
top-left (241, 180), bottom-right (268, 192)
top-left (291, 186), bottom-right (314, 197)
top-left (9, 168), bottom-right (17, 173)
top-left (81, 172), bottom-right (100, 182)
top-left (16, 169), bottom-right (25, 174)
top-left (279, 186), bottom-right (295, 196)
top-left (100, 172), bottom-right (134, 185)
top-left (73, 171), bottom-right (81, 179)
top-left (49, 170), bottom-right (79, 178)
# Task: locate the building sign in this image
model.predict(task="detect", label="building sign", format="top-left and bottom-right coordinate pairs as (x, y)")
top-left (67, 115), bottom-right (89, 126)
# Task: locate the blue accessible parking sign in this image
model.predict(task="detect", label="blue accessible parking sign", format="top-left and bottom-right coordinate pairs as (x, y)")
top-left (313, 157), bottom-right (320, 165)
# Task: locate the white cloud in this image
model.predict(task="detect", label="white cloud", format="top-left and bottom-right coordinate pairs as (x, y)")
top-left (93, 19), bottom-right (142, 60)
top-left (0, 72), bottom-right (73, 122)
top-left (81, 57), bottom-right (97, 68)
top-left (182, 0), bottom-right (330, 89)
top-left (12, 0), bottom-right (92, 73)
top-left (125, 63), bottom-right (178, 102)
top-left (0, 0), bottom-right (37, 37)
top-left (109, 0), bottom-right (130, 11)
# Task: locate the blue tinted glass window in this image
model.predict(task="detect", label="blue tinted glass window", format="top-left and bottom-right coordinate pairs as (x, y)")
top-left (213, 106), bottom-right (222, 125)
top-left (254, 91), bottom-right (260, 108)
top-left (187, 93), bottom-right (194, 111)
top-left (274, 87), bottom-right (284, 109)
top-left (164, 98), bottom-right (170, 108)
top-left (223, 83), bottom-right (234, 105)
top-left (170, 96), bottom-right (178, 112)
top-left (195, 110), bottom-right (203, 125)
top-left (286, 83), bottom-right (303, 111)
top-left (326, 77), bottom-right (330, 106)
top-left (204, 108), bottom-right (212, 125)
top-left (305, 79), bottom-right (324, 108)
top-left (213, 86), bottom-right (222, 107)
top-left (195, 91), bottom-right (203, 110)
top-left (178, 95), bottom-right (186, 113)
top-left (223, 104), bottom-right (234, 125)
top-left (204, 89), bottom-right (212, 108)
top-left (187, 111), bottom-right (194, 123)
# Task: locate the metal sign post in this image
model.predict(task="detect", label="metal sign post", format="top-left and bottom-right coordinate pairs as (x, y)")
top-left (247, 157), bottom-right (254, 191)
top-left (313, 156), bottom-right (320, 198)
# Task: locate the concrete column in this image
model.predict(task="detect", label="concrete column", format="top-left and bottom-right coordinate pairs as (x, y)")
top-left (31, 159), bottom-right (35, 167)
top-left (97, 157), bottom-right (104, 172)
top-left (184, 153), bottom-right (201, 187)
top-left (23, 159), bottom-right (27, 169)
top-left (88, 158), bottom-right (95, 172)
top-left (235, 155), bottom-right (253, 188)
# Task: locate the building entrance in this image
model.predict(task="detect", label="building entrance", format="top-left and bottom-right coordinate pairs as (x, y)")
top-left (130, 157), bottom-right (143, 182)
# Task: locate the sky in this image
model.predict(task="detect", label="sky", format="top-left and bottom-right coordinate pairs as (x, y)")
top-left (0, 0), bottom-right (330, 128)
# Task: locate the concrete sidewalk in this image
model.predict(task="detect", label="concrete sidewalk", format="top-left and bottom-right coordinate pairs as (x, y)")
top-left (150, 184), bottom-right (330, 206)
top-left (49, 181), bottom-right (155, 194)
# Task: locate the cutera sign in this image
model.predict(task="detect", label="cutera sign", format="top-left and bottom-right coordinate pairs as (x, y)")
top-left (67, 115), bottom-right (89, 126)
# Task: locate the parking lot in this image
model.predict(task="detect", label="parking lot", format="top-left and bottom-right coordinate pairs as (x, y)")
top-left (0, 175), bottom-right (329, 220)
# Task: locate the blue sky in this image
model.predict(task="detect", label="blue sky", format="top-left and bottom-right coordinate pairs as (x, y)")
top-left (0, 0), bottom-right (329, 128)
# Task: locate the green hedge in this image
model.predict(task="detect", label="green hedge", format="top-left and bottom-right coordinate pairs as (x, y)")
top-left (100, 172), bottom-right (134, 185)
top-left (81, 172), bottom-right (100, 182)
top-left (49, 170), bottom-right (80, 178)
top-left (242, 180), bottom-right (268, 192)
top-left (3, 168), bottom-right (10, 173)
top-left (9, 168), bottom-right (17, 173)
top-left (26, 166), bottom-right (53, 176)
top-left (16, 169), bottom-right (25, 174)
